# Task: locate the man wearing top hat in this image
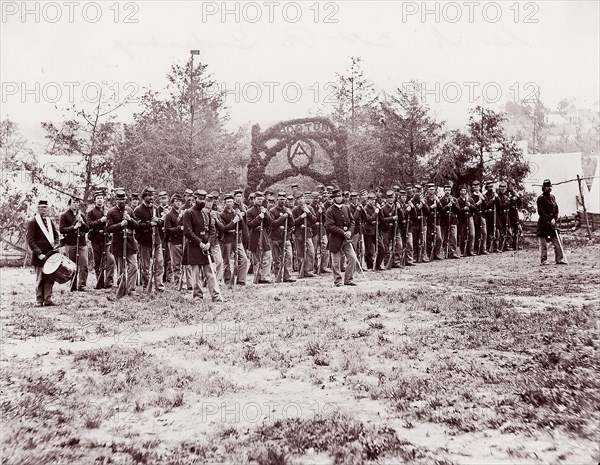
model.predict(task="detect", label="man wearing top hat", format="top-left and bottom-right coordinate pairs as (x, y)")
top-left (325, 189), bottom-right (357, 286)
top-left (107, 189), bottom-right (139, 296)
top-left (134, 187), bottom-right (165, 291)
top-left (60, 194), bottom-right (90, 290)
top-left (27, 198), bottom-right (60, 306)
top-left (537, 179), bottom-right (567, 265)
top-left (87, 190), bottom-right (115, 288)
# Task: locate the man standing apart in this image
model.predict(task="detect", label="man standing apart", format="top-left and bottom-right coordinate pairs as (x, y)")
top-left (537, 179), bottom-right (567, 265)
top-left (27, 199), bottom-right (59, 306)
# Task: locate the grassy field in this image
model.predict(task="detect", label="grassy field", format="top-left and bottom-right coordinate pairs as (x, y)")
top-left (1, 241), bottom-right (599, 465)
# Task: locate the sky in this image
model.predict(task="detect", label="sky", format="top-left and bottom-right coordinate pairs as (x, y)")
top-left (2, 1), bottom-right (599, 151)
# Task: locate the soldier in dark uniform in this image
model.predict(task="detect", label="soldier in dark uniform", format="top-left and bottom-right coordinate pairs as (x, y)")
top-left (27, 199), bottom-right (60, 306)
top-left (470, 181), bottom-right (488, 255)
top-left (348, 192), bottom-right (364, 270)
top-left (247, 192), bottom-right (273, 283)
top-left (361, 192), bottom-right (384, 271)
top-left (380, 190), bottom-right (399, 267)
top-left (457, 185), bottom-right (476, 257)
top-left (182, 190), bottom-right (224, 301)
top-left (440, 184), bottom-right (460, 259)
top-left (269, 192), bottom-right (296, 282)
top-left (107, 189), bottom-right (139, 296)
top-left (496, 181), bottom-right (511, 252)
top-left (325, 189), bottom-right (357, 287)
top-left (157, 191), bottom-right (173, 283)
top-left (59, 195), bottom-right (90, 291)
top-left (424, 184), bottom-right (443, 260)
top-left (164, 193), bottom-right (188, 288)
top-left (483, 181), bottom-right (499, 253)
top-left (537, 179), bottom-right (567, 265)
top-left (220, 193), bottom-right (248, 285)
top-left (396, 190), bottom-right (409, 265)
top-left (134, 187), bottom-right (165, 291)
top-left (87, 190), bottom-right (115, 288)
top-left (311, 192), bottom-right (327, 273)
top-left (292, 193), bottom-right (317, 278)
top-left (408, 184), bottom-right (429, 263)
top-left (204, 193), bottom-right (225, 283)
top-left (508, 180), bottom-right (523, 250)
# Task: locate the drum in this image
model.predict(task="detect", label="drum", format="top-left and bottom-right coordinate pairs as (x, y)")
top-left (42, 253), bottom-right (77, 284)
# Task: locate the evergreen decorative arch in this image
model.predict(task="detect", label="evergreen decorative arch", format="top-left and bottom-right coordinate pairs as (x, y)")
top-left (247, 117), bottom-right (349, 194)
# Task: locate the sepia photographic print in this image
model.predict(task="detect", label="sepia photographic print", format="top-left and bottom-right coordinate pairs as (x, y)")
top-left (1, 1), bottom-right (599, 464)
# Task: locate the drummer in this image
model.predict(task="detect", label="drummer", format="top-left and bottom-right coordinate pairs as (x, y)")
top-left (59, 194), bottom-right (90, 291)
top-left (26, 199), bottom-right (60, 306)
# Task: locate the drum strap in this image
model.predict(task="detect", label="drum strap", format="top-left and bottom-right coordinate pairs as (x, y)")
top-left (35, 214), bottom-right (54, 245)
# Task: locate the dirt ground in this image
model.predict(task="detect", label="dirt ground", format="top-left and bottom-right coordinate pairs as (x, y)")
top-left (1, 241), bottom-right (599, 465)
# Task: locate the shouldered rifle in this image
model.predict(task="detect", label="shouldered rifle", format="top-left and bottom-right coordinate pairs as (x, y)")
top-left (253, 215), bottom-right (264, 284)
top-left (230, 219), bottom-right (240, 289)
top-left (386, 207), bottom-right (398, 270)
top-left (95, 224), bottom-right (108, 289)
top-left (117, 225), bottom-right (128, 298)
top-left (417, 208), bottom-right (425, 263)
top-left (299, 215), bottom-right (308, 278)
top-left (500, 209), bottom-right (509, 252)
top-left (445, 205), bottom-right (451, 259)
top-left (178, 235), bottom-right (187, 291)
top-left (146, 207), bottom-right (156, 293)
top-left (70, 209), bottom-right (83, 292)
top-left (317, 209), bottom-right (323, 274)
top-left (374, 212), bottom-right (379, 268)
top-left (429, 202), bottom-right (437, 262)
top-left (275, 216), bottom-right (288, 283)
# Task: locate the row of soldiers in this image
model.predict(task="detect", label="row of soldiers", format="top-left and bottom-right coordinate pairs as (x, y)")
top-left (42, 179), bottom-right (523, 303)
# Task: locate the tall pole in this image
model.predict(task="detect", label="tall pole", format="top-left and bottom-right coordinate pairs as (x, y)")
top-left (190, 49), bottom-right (200, 159)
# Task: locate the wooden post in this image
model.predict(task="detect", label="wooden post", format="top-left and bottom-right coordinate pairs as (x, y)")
top-left (577, 175), bottom-right (593, 239)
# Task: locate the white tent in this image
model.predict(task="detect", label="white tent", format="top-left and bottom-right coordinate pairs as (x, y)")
top-left (586, 159), bottom-right (600, 214)
top-left (523, 152), bottom-right (583, 218)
